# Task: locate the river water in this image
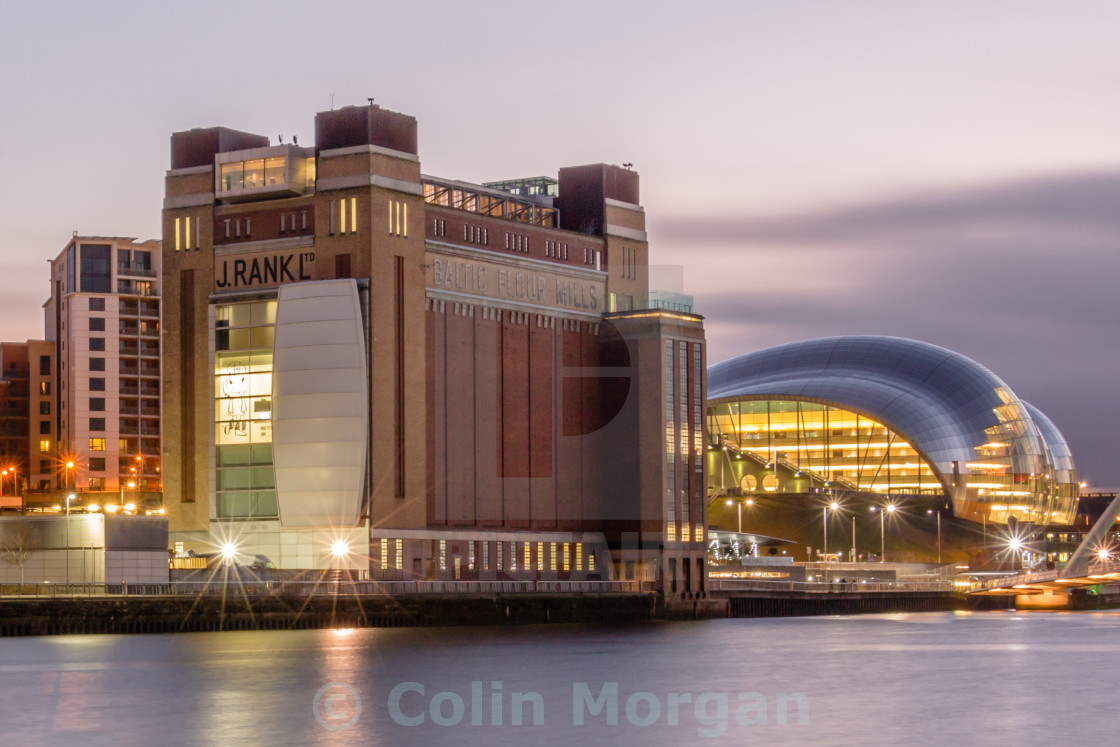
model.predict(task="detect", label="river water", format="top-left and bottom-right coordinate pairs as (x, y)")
top-left (0, 610), bottom-right (1113, 746)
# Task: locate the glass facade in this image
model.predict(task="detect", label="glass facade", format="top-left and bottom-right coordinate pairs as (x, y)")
top-left (709, 400), bottom-right (939, 494)
top-left (214, 300), bottom-right (278, 519)
top-left (707, 336), bottom-right (1079, 526)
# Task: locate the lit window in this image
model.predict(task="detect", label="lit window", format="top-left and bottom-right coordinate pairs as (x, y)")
top-left (349, 197), bottom-right (357, 234)
top-left (89, 438), bottom-right (106, 451)
top-left (395, 539), bottom-right (403, 569)
top-left (575, 543), bottom-right (583, 571)
top-left (563, 543), bottom-right (570, 571)
top-left (39, 440), bottom-right (50, 454)
top-left (439, 539), bottom-right (447, 571)
top-left (381, 539), bottom-right (388, 568)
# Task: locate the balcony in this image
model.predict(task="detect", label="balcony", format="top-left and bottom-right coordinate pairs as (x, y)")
top-left (120, 384), bottom-right (139, 396)
top-left (120, 342), bottom-right (139, 355)
top-left (140, 425), bottom-right (160, 436)
top-left (140, 344), bottom-right (159, 358)
top-left (140, 302), bottom-right (159, 317)
top-left (140, 403), bottom-right (160, 416)
top-left (117, 280), bottom-right (159, 297)
top-left (120, 364), bottom-right (139, 377)
top-left (120, 423), bottom-right (139, 435)
top-left (117, 263), bottom-right (157, 278)
top-left (140, 383), bottom-right (160, 397)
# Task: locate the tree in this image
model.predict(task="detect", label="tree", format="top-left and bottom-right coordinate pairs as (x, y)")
top-left (1, 523), bottom-right (38, 585)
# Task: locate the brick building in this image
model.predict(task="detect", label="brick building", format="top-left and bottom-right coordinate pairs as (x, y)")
top-left (161, 103), bottom-right (706, 593)
top-left (0, 340), bottom-right (55, 506)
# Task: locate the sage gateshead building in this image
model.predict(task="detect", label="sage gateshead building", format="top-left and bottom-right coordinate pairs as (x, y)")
top-left (706, 336), bottom-right (1079, 528)
top-left (160, 103), bottom-right (707, 593)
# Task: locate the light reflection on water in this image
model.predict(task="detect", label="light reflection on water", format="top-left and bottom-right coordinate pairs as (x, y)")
top-left (0, 610), bottom-right (1116, 746)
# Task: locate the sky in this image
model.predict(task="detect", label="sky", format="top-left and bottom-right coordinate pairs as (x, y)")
top-left (2, 1), bottom-right (1119, 482)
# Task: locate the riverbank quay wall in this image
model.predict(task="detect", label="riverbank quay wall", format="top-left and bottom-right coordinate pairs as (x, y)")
top-left (0, 593), bottom-right (662, 636)
top-left (0, 587), bottom-right (1026, 636)
top-left (715, 589), bottom-right (997, 618)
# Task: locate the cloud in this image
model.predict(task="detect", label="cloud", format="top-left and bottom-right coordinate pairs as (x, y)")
top-left (657, 170), bottom-right (1120, 249)
top-left (657, 170), bottom-right (1120, 484)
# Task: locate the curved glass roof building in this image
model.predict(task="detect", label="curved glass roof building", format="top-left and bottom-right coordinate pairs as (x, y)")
top-left (706, 336), bottom-right (1078, 525)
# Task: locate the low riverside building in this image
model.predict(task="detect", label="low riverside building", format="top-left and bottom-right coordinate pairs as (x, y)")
top-left (0, 514), bottom-right (168, 584)
top-left (160, 103), bottom-right (708, 595)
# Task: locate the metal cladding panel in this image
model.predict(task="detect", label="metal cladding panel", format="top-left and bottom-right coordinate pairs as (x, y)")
top-left (707, 335), bottom-right (1060, 518)
top-left (272, 280), bottom-right (368, 528)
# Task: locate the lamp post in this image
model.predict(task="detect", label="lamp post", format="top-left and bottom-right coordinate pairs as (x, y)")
top-left (65, 492), bottom-right (75, 586)
top-left (823, 501), bottom-right (840, 559)
top-left (927, 509), bottom-right (942, 563)
top-left (872, 504), bottom-right (897, 562)
top-left (851, 516), bottom-right (857, 563)
top-left (1, 468), bottom-right (7, 497)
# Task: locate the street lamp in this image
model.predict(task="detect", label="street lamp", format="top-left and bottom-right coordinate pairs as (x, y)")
top-left (871, 504), bottom-right (897, 562)
top-left (1008, 536), bottom-right (1023, 571)
top-left (927, 509), bottom-right (942, 564)
top-left (219, 541), bottom-right (239, 565)
top-left (823, 501), bottom-right (840, 559)
top-left (65, 460), bottom-right (75, 491)
top-left (65, 492), bottom-right (75, 585)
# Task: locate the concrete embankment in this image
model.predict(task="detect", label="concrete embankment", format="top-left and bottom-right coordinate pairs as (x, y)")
top-left (0, 593), bottom-right (660, 636)
top-left (718, 590), bottom-right (1007, 618)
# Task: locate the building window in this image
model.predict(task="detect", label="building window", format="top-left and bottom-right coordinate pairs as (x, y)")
top-left (89, 438), bottom-right (106, 451)
top-left (89, 338), bottom-right (105, 352)
top-left (90, 398), bottom-right (105, 411)
top-left (90, 418), bottom-right (105, 431)
top-left (89, 297), bottom-right (105, 312)
top-left (39, 355), bottom-right (51, 374)
top-left (336, 253), bottom-right (351, 279)
top-left (40, 381), bottom-right (51, 395)
top-left (90, 358), bottom-right (105, 372)
top-left (39, 459), bottom-right (50, 473)
top-left (39, 440), bottom-right (50, 454)
top-left (90, 377), bottom-right (105, 392)
top-left (214, 299), bottom-right (279, 520)
top-left (88, 458), bottom-right (106, 472)
top-left (39, 421), bottom-right (50, 434)
top-left (389, 200), bottom-right (408, 237)
top-left (39, 401), bottom-right (50, 415)
top-left (89, 317), bottom-right (105, 332)
top-left (395, 539), bottom-right (403, 569)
